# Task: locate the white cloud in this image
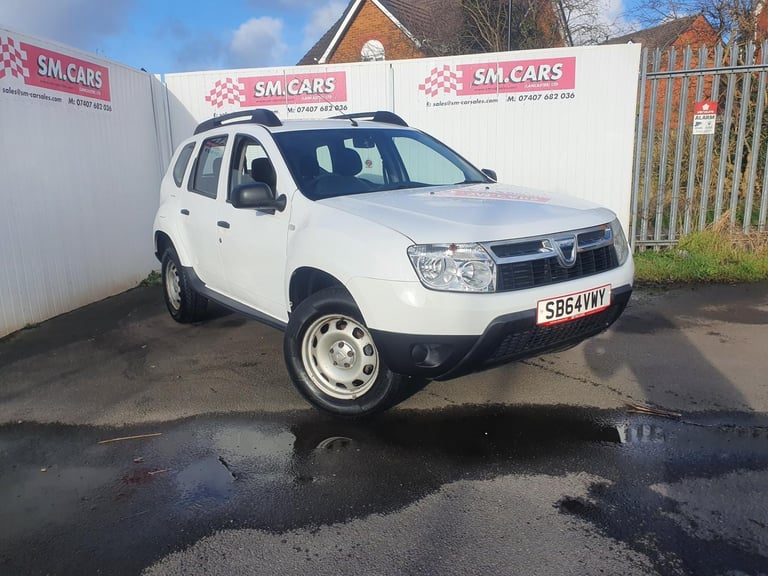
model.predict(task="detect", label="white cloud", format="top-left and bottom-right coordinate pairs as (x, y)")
top-left (601, 0), bottom-right (639, 32)
top-left (302, 1), bottom-right (347, 50)
top-left (0, 0), bottom-right (136, 50)
top-left (567, 0), bottom-right (636, 44)
top-left (229, 17), bottom-right (288, 69)
top-left (601, 0), bottom-right (632, 29)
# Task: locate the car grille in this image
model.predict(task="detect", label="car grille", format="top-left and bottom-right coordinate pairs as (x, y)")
top-left (487, 225), bottom-right (621, 293)
top-left (496, 246), bottom-right (619, 291)
top-left (484, 304), bottom-right (622, 365)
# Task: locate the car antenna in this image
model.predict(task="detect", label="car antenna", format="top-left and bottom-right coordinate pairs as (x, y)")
top-left (310, 89), bottom-right (357, 125)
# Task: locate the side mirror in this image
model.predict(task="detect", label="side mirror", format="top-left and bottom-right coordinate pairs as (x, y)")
top-left (231, 183), bottom-right (287, 214)
top-left (482, 168), bottom-right (497, 182)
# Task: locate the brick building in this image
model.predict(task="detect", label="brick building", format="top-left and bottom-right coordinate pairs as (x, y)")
top-left (758, 0), bottom-right (768, 42)
top-left (602, 14), bottom-right (718, 52)
top-left (298, 0), bottom-right (565, 65)
top-left (298, 0), bottom-right (459, 65)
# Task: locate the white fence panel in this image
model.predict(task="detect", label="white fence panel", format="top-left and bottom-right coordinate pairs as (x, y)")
top-left (0, 34), bottom-right (640, 339)
top-left (0, 28), bottom-right (168, 337)
top-left (392, 45), bottom-right (641, 234)
top-left (165, 45), bottom-right (640, 233)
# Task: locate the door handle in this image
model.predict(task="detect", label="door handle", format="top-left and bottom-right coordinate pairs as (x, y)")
top-left (180, 209), bottom-right (190, 215)
top-left (217, 221), bottom-right (230, 229)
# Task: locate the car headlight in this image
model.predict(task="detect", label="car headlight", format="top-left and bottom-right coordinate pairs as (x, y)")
top-left (407, 243), bottom-right (496, 292)
top-left (609, 218), bottom-right (630, 265)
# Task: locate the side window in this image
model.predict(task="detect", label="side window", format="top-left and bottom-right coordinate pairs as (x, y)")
top-left (190, 135), bottom-right (228, 198)
top-left (172, 143), bottom-right (195, 187)
top-left (393, 136), bottom-right (465, 185)
top-left (228, 135), bottom-right (275, 200)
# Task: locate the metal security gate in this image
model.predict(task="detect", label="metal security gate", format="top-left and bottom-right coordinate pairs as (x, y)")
top-left (631, 41), bottom-right (768, 249)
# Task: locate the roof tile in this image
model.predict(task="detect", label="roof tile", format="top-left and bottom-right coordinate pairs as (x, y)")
top-left (602, 15), bottom-right (702, 50)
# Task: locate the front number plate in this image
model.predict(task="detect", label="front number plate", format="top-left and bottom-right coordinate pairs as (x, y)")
top-left (536, 285), bottom-right (611, 326)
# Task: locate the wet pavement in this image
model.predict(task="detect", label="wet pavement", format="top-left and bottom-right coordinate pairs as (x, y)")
top-left (2, 407), bottom-right (768, 575)
top-left (1, 283), bottom-right (767, 575)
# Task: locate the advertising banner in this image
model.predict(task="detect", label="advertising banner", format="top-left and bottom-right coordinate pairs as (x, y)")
top-left (205, 71), bottom-right (348, 109)
top-left (418, 56), bottom-right (576, 101)
top-left (1, 34), bottom-right (112, 108)
top-left (165, 62), bottom-right (391, 143)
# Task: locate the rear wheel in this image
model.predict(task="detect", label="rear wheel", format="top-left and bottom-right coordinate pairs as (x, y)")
top-left (161, 247), bottom-right (207, 323)
top-left (284, 287), bottom-right (404, 417)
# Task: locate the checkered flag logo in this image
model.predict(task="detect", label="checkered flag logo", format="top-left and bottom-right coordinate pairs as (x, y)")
top-left (0, 36), bottom-right (30, 80)
top-left (205, 77), bottom-right (245, 108)
top-left (418, 65), bottom-right (462, 96)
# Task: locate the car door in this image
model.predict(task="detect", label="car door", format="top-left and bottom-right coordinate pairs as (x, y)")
top-left (216, 133), bottom-right (291, 322)
top-left (178, 134), bottom-right (228, 291)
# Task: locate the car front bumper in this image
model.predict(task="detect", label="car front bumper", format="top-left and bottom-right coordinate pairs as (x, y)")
top-left (370, 284), bottom-right (632, 380)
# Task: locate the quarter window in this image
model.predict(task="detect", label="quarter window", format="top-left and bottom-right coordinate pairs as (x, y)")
top-left (190, 135), bottom-right (228, 198)
top-left (172, 143), bottom-right (195, 187)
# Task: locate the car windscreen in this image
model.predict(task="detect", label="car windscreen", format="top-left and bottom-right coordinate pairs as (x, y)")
top-left (272, 127), bottom-right (489, 200)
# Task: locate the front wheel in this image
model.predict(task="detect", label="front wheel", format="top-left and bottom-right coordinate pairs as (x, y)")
top-left (284, 287), bottom-right (405, 417)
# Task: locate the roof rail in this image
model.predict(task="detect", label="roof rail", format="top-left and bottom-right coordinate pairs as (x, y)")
top-left (331, 111), bottom-right (408, 127)
top-left (194, 109), bottom-right (282, 134)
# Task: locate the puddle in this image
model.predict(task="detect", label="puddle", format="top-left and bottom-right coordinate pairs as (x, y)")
top-left (1, 407), bottom-right (767, 576)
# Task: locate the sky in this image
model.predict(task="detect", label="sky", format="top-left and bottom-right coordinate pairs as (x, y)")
top-left (0, 0), bottom-right (349, 73)
top-left (0, 0), bottom-right (629, 75)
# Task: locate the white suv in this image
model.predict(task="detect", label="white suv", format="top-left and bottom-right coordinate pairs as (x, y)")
top-left (153, 109), bottom-right (633, 417)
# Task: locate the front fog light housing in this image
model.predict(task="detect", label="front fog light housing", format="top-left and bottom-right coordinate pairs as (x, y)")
top-left (609, 218), bottom-right (630, 265)
top-left (408, 243), bottom-right (496, 292)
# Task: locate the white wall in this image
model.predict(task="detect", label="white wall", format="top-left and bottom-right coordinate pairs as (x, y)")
top-left (0, 32), bottom-right (640, 338)
top-left (0, 28), bottom-right (171, 337)
top-left (391, 45), bottom-right (641, 232)
top-left (164, 44), bottom-right (640, 233)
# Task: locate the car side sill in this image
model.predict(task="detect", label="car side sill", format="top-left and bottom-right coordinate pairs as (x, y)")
top-left (184, 266), bottom-right (288, 331)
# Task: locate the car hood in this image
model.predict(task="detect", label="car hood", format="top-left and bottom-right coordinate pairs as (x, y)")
top-left (318, 183), bottom-right (616, 244)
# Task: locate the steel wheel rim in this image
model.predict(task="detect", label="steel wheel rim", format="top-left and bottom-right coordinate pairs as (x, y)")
top-left (301, 314), bottom-right (379, 400)
top-left (165, 261), bottom-right (181, 311)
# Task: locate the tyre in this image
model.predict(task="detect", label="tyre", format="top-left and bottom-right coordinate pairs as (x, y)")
top-left (161, 247), bottom-right (207, 323)
top-left (284, 287), bottom-right (405, 417)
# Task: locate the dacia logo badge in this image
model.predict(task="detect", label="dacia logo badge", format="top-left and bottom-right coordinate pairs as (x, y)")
top-left (553, 234), bottom-right (578, 268)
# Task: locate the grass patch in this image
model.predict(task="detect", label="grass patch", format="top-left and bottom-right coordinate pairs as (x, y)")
top-left (634, 227), bottom-right (768, 284)
top-left (139, 270), bottom-right (161, 287)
